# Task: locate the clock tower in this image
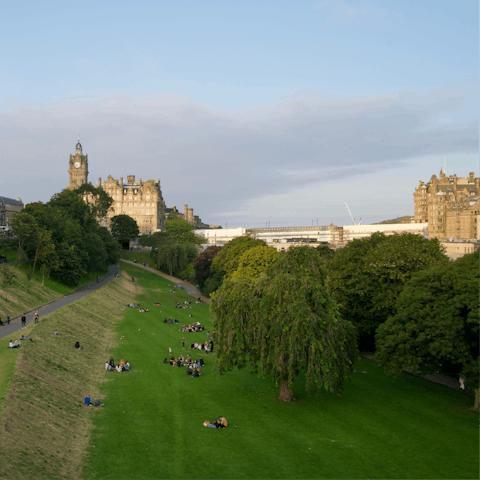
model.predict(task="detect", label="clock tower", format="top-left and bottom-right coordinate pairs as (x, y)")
top-left (68, 137), bottom-right (89, 189)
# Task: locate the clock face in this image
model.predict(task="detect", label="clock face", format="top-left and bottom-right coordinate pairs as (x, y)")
top-left (74, 162), bottom-right (80, 169)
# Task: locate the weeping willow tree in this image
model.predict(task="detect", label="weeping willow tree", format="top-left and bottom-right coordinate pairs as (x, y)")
top-left (211, 247), bottom-right (359, 401)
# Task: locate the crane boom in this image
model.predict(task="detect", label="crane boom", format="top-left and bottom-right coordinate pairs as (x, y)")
top-left (344, 202), bottom-right (358, 225)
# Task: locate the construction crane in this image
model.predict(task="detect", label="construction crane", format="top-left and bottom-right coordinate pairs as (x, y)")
top-left (344, 202), bottom-right (361, 225)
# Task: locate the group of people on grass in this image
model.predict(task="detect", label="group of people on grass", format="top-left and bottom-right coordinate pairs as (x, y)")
top-left (105, 357), bottom-right (130, 372)
top-left (175, 301), bottom-right (191, 309)
top-left (164, 354), bottom-right (205, 377)
top-left (164, 317), bottom-right (179, 324)
top-left (190, 340), bottom-right (212, 352)
top-left (181, 322), bottom-right (204, 332)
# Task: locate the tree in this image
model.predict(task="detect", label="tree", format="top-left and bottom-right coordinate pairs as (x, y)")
top-left (25, 266), bottom-right (34, 292)
top-left (32, 229), bottom-right (55, 275)
top-left (193, 246), bottom-right (222, 290)
top-left (153, 242), bottom-right (197, 276)
top-left (83, 232), bottom-right (108, 273)
top-left (165, 216), bottom-right (204, 246)
top-left (11, 212), bottom-right (38, 254)
top-left (212, 236), bottom-right (267, 277)
top-left (72, 183), bottom-right (114, 219)
top-left (40, 263), bottom-right (48, 287)
top-left (55, 243), bottom-right (84, 286)
top-left (230, 245), bottom-right (279, 281)
top-left (97, 227), bottom-right (121, 265)
top-left (110, 215), bottom-right (140, 245)
top-left (326, 233), bottom-right (447, 350)
top-left (211, 247), bottom-right (359, 401)
top-left (376, 253), bottom-right (479, 411)
top-left (316, 245), bottom-right (336, 261)
top-left (0, 265), bottom-right (16, 301)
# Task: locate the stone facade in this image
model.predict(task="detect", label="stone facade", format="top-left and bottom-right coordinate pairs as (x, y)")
top-left (165, 204), bottom-right (207, 228)
top-left (414, 169), bottom-right (480, 239)
top-left (67, 141), bottom-right (166, 234)
top-left (0, 196), bottom-right (24, 227)
top-left (98, 175), bottom-right (166, 234)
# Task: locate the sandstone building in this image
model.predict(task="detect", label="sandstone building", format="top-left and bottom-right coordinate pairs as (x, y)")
top-left (68, 139), bottom-right (165, 234)
top-left (0, 196), bottom-right (24, 227)
top-left (414, 169), bottom-right (480, 240)
top-left (67, 140), bottom-right (207, 234)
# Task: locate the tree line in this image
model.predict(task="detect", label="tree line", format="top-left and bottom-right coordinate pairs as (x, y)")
top-left (197, 234), bottom-right (478, 410)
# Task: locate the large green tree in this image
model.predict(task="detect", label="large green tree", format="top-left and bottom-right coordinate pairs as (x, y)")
top-left (153, 242), bottom-right (197, 276)
top-left (193, 246), bottom-right (222, 291)
top-left (72, 183), bottom-right (114, 219)
top-left (326, 233), bottom-right (447, 350)
top-left (211, 247), bottom-right (359, 401)
top-left (110, 214), bottom-right (140, 244)
top-left (165, 216), bottom-right (204, 246)
top-left (211, 236), bottom-right (267, 277)
top-left (376, 253), bottom-right (479, 411)
top-left (231, 245), bottom-right (279, 281)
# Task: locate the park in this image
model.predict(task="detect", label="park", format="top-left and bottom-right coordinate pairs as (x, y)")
top-left (0, 259), bottom-right (478, 479)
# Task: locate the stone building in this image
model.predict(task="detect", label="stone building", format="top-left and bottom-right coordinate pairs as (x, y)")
top-left (0, 196), bottom-right (24, 227)
top-left (165, 204), bottom-right (208, 228)
top-left (67, 140), bottom-right (166, 234)
top-left (414, 169), bottom-right (480, 239)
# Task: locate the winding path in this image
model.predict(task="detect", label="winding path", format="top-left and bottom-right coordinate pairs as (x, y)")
top-left (120, 259), bottom-right (211, 304)
top-left (0, 264), bottom-right (119, 339)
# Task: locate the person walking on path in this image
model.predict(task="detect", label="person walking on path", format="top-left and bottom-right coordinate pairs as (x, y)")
top-left (21, 314), bottom-right (27, 329)
top-left (34, 311), bottom-right (39, 324)
top-left (182, 337), bottom-right (185, 349)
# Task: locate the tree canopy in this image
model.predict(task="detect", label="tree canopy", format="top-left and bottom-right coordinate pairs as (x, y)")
top-left (230, 245), bottom-right (279, 281)
top-left (211, 247), bottom-right (358, 401)
top-left (10, 189), bottom-right (120, 285)
top-left (326, 233), bottom-right (447, 350)
top-left (72, 183), bottom-right (114, 219)
top-left (375, 252), bottom-right (479, 411)
top-left (110, 214), bottom-right (140, 244)
top-left (193, 246), bottom-right (222, 291)
top-left (211, 236), bottom-right (267, 277)
top-left (165, 216), bottom-right (204, 246)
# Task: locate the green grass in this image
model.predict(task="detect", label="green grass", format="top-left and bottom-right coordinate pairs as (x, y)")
top-left (0, 272), bottom-right (137, 479)
top-left (84, 263), bottom-right (479, 479)
top-left (120, 250), bottom-right (153, 265)
top-left (0, 248), bottom-right (16, 262)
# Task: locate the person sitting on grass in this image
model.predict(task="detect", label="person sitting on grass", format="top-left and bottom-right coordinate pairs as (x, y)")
top-left (109, 357), bottom-right (115, 368)
top-left (116, 364), bottom-right (122, 372)
top-left (75, 341), bottom-right (85, 350)
top-left (8, 339), bottom-right (22, 348)
top-left (54, 330), bottom-right (60, 336)
top-left (124, 361), bottom-right (130, 371)
top-left (199, 356), bottom-right (205, 366)
top-left (191, 368), bottom-right (201, 378)
top-left (20, 335), bottom-right (34, 343)
top-left (119, 359), bottom-right (125, 368)
top-left (84, 394), bottom-right (92, 406)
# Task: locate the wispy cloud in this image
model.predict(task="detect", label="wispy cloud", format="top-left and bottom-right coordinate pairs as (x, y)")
top-left (0, 81), bottom-right (477, 226)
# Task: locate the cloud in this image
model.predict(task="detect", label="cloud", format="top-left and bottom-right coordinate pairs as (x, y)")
top-left (0, 81), bottom-right (477, 226)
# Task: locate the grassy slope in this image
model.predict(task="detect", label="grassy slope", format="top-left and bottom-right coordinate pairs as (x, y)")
top-left (120, 251), bottom-right (152, 265)
top-left (0, 264), bottom-right (107, 319)
top-left (0, 273), bottom-right (136, 480)
top-left (84, 263), bottom-right (479, 479)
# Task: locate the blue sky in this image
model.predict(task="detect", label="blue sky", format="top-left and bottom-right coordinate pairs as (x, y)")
top-left (1, 0), bottom-right (478, 227)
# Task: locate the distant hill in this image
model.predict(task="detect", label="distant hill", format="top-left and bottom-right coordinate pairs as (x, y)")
top-left (374, 216), bottom-right (414, 225)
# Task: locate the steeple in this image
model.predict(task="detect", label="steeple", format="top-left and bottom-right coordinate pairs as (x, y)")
top-left (75, 135), bottom-right (82, 155)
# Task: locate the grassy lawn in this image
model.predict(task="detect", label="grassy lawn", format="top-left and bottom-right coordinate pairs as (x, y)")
top-left (120, 250), bottom-right (153, 265)
top-left (84, 264), bottom-right (479, 479)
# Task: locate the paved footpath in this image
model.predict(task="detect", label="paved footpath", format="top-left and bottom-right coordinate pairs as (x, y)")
top-left (0, 264), bottom-right (119, 340)
top-left (120, 259), bottom-right (211, 304)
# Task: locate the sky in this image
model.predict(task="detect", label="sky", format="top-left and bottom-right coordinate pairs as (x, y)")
top-left (0, 0), bottom-right (478, 227)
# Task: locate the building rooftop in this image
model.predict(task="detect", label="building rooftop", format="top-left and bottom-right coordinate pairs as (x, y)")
top-left (0, 196), bottom-right (23, 206)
